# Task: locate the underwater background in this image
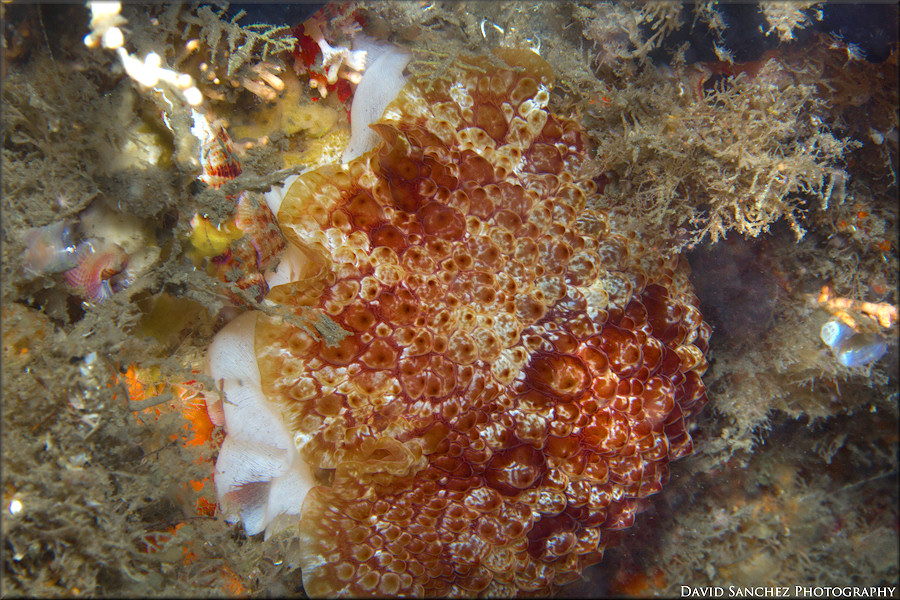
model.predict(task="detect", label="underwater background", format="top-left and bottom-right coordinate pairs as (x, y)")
top-left (2, 2), bottom-right (897, 596)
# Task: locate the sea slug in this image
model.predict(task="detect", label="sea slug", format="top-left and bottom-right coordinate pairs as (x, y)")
top-left (210, 48), bottom-right (710, 596)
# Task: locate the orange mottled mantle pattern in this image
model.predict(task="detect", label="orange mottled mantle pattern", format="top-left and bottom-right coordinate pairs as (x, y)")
top-left (255, 48), bottom-right (710, 596)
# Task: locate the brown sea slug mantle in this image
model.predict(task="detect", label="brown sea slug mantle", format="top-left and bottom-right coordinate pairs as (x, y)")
top-left (214, 48), bottom-right (711, 596)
